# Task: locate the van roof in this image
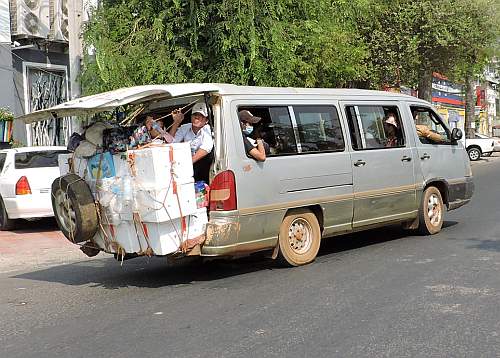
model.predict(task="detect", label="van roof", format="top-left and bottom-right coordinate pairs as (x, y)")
top-left (18, 83), bottom-right (428, 124)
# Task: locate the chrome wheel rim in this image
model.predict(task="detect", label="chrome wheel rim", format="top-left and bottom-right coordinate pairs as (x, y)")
top-left (427, 193), bottom-right (442, 226)
top-left (54, 189), bottom-right (76, 234)
top-left (469, 149), bottom-right (480, 160)
top-left (288, 218), bottom-right (313, 254)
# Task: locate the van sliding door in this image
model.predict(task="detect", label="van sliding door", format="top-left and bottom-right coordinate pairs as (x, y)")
top-left (343, 102), bottom-right (417, 227)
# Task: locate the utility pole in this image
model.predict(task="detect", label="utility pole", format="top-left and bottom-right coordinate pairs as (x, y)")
top-left (68, 0), bottom-right (84, 131)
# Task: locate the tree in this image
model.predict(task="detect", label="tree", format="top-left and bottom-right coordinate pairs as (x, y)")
top-left (80, 0), bottom-right (369, 94)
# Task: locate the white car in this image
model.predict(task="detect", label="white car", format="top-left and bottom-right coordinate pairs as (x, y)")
top-left (474, 133), bottom-right (500, 156)
top-left (0, 146), bottom-right (68, 230)
top-left (464, 135), bottom-right (495, 161)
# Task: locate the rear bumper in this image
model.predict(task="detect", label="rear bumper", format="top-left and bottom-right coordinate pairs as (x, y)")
top-left (3, 194), bottom-right (54, 219)
top-left (448, 177), bottom-right (474, 211)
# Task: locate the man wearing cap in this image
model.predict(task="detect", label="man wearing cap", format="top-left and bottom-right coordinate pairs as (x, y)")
top-left (170, 101), bottom-right (214, 182)
top-left (239, 110), bottom-right (268, 162)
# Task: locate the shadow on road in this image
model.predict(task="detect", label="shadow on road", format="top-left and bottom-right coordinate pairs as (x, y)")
top-left (462, 237), bottom-right (500, 253)
top-left (14, 224), bottom-right (425, 289)
top-left (11, 217), bottom-right (59, 234)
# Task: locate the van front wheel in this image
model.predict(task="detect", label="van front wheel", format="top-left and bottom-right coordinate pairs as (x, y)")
top-left (418, 186), bottom-right (444, 235)
top-left (277, 209), bottom-right (321, 266)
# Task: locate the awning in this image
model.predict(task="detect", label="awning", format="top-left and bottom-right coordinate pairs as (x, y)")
top-left (18, 83), bottom-right (222, 124)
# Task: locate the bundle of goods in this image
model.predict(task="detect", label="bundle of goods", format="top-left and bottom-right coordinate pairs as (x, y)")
top-left (59, 142), bottom-right (209, 257)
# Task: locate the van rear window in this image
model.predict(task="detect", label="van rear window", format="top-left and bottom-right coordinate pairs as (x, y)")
top-left (15, 150), bottom-right (68, 169)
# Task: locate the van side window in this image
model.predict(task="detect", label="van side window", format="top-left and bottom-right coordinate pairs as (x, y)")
top-left (238, 106), bottom-right (298, 156)
top-left (292, 106), bottom-right (344, 152)
top-left (345, 105), bottom-right (405, 150)
top-left (410, 106), bottom-right (450, 144)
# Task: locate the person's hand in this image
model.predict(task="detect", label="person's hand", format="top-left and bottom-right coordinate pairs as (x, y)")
top-left (171, 109), bottom-right (184, 124)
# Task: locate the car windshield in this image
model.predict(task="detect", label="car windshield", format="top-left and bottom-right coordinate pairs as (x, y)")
top-left (15, 150), bottom-right (68, 169)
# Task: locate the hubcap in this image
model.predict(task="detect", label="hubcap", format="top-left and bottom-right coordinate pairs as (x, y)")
top-left (427, 194), bottom-right (442, 226)
top-left (54, 189), bottom-right (76, 235)
top-left (288, 218), bottom-right (313, 254)
top-left (470, 150), bottom-right (480, 160)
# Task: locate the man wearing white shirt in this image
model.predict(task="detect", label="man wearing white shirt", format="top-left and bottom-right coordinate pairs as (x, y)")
top-left (170, 101), bottom-right (214, 182)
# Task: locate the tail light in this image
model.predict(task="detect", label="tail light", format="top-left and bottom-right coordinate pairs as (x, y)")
top-left (16, 176), bottom-right (32, 195)
top-left (209, 170), bottom-right (237, 211)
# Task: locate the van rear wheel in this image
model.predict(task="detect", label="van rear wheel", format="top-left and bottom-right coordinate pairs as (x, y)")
top-left (277, 209), bottom-right (321, 266)
top-left (418, 186), bottom-right (444, 235)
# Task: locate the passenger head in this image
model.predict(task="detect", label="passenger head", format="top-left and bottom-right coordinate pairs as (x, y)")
top-left (190, 102), bottom-right (209, 133)
top-left (384, 113), bottom-right (398, 136)
top-left (238, 110), bottom-right (262, 135)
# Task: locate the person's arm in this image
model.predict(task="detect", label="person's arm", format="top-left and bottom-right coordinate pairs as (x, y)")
top-left (248, 139), bottom-right (266, 161)
top-left (169, 110), bottom-right (184, 137)
top-left (192, 149), bottom-right (209, 163)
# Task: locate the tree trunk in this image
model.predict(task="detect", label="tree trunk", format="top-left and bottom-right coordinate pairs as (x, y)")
top-left (418, 69), bottom-right (433, 102)
top-left (464, 72), bottom-right (476, 138)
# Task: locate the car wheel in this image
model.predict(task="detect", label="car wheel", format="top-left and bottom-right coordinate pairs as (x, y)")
top-left (277, 209), bottom-right (321, 266)
top-left (467, 147), bottom-right (481, 161)
top-left (0, 197), bottom-right (16, 231)
top-left (418, 186), bottom-right (444, 235)
top-left (51, 174), bottom-right (99, 243)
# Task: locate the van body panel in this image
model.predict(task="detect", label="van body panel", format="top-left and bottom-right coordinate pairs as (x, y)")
top-left (403, 102), bottom-right (473, 208)
top-left (221, 98), bottom-right (354, 252)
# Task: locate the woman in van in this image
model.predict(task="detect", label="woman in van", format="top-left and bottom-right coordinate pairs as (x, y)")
top-left (238, 110), bottom-right (269, 161)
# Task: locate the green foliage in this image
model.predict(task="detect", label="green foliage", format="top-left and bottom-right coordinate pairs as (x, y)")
top-left (80, 0), bottom-right (369, 94)
top-left (81, 0), bottom-right (499, 95)
top-left (0, 107), bottom-right (14, 121)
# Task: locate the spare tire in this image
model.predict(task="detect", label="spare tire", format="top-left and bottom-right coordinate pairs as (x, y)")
top-left (51, 174), bottom-right (98, 243)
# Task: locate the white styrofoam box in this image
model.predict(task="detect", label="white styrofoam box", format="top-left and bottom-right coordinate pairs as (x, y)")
top-left (58, 153), bottom-right (71, 176)
top-left (143, 208), bottom-right (208, 255)
top-left (185, 207), bottom-right (208, 239)
top-left (126, 144), bottom-right (194, 186)
top-left (135, 179), bottom-right (197, 222)
top-left (94, 221), bottom-right (149, 254)
top-left (91, 208), bottom-right (208, 255)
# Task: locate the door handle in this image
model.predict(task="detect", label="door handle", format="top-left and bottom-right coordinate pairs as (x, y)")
top-left (420, 153), bottom-right (431, 160)
top-left (401, 156), bottom-right (412, 162)
top-left (353, 160), bottom-right (366, 167)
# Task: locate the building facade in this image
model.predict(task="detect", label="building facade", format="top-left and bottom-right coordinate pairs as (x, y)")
top-left (0, 0), bottom-right (95, 147)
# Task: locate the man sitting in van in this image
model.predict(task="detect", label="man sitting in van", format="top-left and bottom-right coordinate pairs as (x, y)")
top-left (413, 110), bottom-right (446, 144)
top-left (170, 101), bottom-right (214, 182)
top-left (238, 110), bottom-right (269, 162)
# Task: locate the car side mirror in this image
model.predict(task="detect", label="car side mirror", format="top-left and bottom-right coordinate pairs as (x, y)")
top-left (451, 128), bottom-right (463, 142)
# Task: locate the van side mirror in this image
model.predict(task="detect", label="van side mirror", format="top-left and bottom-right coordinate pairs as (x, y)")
top-left (451, 128), bottom-right (463, 142)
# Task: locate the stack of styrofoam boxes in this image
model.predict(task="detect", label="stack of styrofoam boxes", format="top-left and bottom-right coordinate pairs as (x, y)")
top-left (96, 143), bottom-right (208, 256)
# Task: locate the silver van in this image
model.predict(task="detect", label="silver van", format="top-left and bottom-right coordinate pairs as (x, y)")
top-left (21, 84), bottom-right (474, 266)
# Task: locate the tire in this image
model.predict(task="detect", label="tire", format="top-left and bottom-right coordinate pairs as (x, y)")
top-left (277, 209), bottom-right (321, 266)
top-left (0, 197), bottom-right (16, 231)
top-left (418, 186), bottom-right (444, 235)
top-left (51, 174), bottom-right (98, 243)
top-left (467, 147), bottom-right (481, 161)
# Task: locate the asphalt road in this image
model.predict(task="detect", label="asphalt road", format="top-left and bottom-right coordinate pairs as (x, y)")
top-left (1, 157), bottom-right (500, 358)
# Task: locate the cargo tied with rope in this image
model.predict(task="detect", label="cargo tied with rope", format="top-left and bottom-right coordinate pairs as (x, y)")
top-left (55, 143), bottom-right (209, 259)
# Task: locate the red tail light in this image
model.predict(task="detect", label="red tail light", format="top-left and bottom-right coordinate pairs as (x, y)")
top-left (16, 176), bottom-right (32, 195)
top-left (209, 170), bottom-right (237, 211)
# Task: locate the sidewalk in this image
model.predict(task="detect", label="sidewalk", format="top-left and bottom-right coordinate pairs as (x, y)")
top-left (0, 218), bottom-right (103, 274)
